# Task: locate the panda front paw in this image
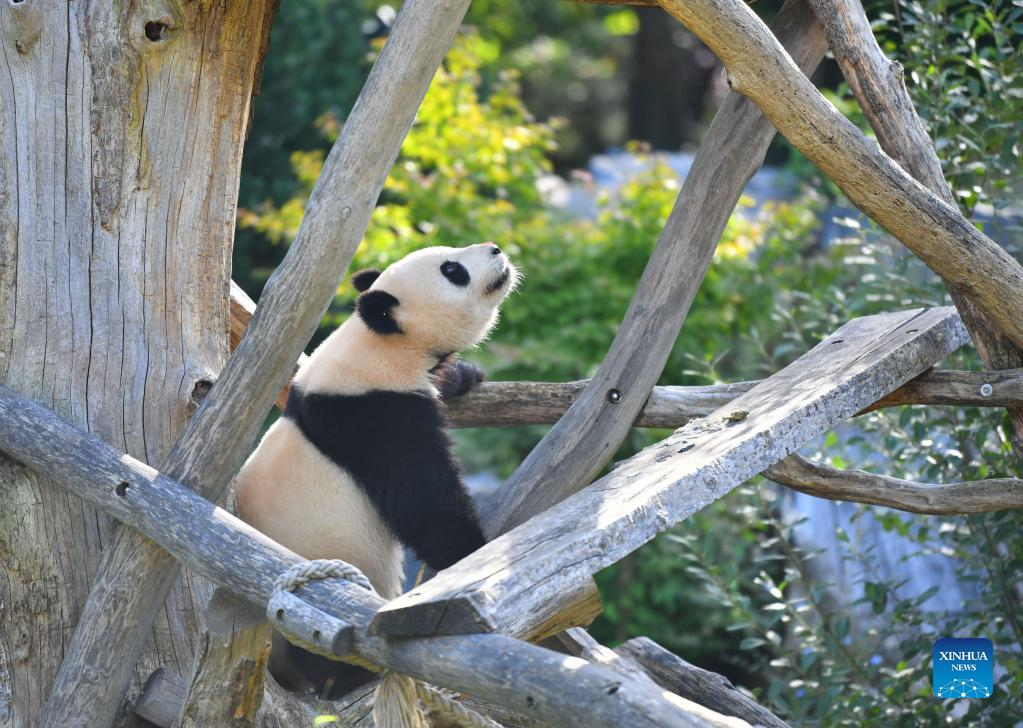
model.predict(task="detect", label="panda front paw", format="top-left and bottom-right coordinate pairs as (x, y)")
top-left (434, 359), bottom-right (485, 400)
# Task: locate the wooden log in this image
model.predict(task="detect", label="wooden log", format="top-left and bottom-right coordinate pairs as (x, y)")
top-left (615, 637), bottom-right (789, 728)
top-left (0, 0), bottom-right (277, 721)
top-left (764, 454), bottom-right (1023, 515)
top-left (446, 380), bottom-right (752, 428)
top-left (370, 307), bottom-right (968, 637)
top-left (0, 386), bottom-right (714, 728)
top-left (862, 368), bottom-right (1023, 413)
top-left (266, 589), bottom-right (355, 658)
top-left (805, 0), bottom-right (1023, 455)
top-left (441, 368), bottom-right (1023, 429)
top-left (176, 589), bottom-right (272, 727)
top-left (42, 1), bottom-right (475, 725)
top-left (654, 0), bottom-right (1023, 352)
top-left (230, 282), bottom-right (308, 413)
top-left (482, 0), bottom-right (829, 537)
top-left (136, 669), bottom-right (189, 728)
top-left (555, 630), bottom-right (751, 728)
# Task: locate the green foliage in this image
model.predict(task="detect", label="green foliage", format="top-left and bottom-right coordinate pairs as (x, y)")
top-left (872, 0), bottom-right (1023, 213)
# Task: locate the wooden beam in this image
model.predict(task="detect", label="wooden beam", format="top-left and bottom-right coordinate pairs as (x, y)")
top-left (765, 454), bottom-right (1023, 515)
top-left (42, 1), bottom-right (475, 724)
top-left (229, 281), bottom-right (308, 413)
top-left (0, 386), bottom-right (713, 728)
top-left (482, 0), bottom-right (828, 537)
top-left (441, 368), bottom-right (1023, 429)
top-left (175, 589), bottom-right (272, 727)
top-left (654, 0), bottom-right (1023, 352)
top-left (614, 637), bottom-right (789, 728)
top-left (805, 0), bottom-right (1023, 455)
top-left (370, 307), bottom-right (967, 637)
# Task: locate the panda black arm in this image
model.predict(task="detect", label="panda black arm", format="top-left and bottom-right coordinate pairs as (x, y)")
top-left (293, 390), bottom-right (486, 572)
top-left (386, 464), bottom-right (486, 571)
top-left (431, 357), bottom-right (485, 400)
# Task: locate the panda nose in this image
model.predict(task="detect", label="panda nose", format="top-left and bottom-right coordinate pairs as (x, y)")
top-left (488, 244), bottom-right (502, 256)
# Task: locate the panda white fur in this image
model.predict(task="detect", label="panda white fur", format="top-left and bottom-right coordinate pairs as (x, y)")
top-left (236, 242), bottom-right (517, 698)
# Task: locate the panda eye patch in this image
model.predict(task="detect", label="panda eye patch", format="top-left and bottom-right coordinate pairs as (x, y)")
top-left (440, 261), bottom-right (470, 287)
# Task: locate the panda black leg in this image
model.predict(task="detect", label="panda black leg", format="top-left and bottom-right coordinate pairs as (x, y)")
top-left (270, 633), bottom-right (377, 700)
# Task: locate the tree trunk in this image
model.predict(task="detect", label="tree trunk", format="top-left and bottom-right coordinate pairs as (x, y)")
top-left (0, 0), bottom-right (276, 723)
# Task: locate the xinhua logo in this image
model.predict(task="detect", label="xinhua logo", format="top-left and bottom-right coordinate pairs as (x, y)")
top-left (933, 637), bottom-right (994, 699)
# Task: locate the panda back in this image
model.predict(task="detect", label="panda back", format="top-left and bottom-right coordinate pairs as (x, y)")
top-left (236, 416), bottom-right (404, 599)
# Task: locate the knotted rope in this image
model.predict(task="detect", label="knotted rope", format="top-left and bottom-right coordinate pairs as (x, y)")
top-left (271, 559), bottom-right (502, 728)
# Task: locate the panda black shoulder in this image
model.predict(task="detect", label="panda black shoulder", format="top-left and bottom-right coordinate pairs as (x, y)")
top-left (283, 386), bottom-right (484, 571)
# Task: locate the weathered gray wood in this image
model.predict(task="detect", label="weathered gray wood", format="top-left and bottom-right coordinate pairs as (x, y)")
top-left (654, 0), bottom-right (1023, 351)
top-left (0, 0), bottom-right (277, 723)
top-left (176, 589), bottom-right (272, 727)
top-left (371, 308), bottom-right (968, 636)
top-left (805, 0), bottom-right (1023, 455)
top-left (553, 629), bottom-right (751, 728)
top-left (136, 669), bottom-right (188, 728)
top-left (266, 590), bottom-right (355, 658)
top-left (482, 0), bottom-right (829, 536)
top-left (136, 669), bottom-right (378, 728)
top-left (863, 368), bottom-right (1023, 412)
top-left (42, 1), bottom-right (474, 725)
top-left (447, 380), bottom-right (752, 428)
top-left (230, 282), bottom-right (307, 413)
top-left (442, 369), bottom-right (1023, 429)
top-left (615, 638), bottom-right (788, 728)
top-left (0, 386), bottom-right (713, 728)
top-left (765, 454), bottom-right (1023, 515)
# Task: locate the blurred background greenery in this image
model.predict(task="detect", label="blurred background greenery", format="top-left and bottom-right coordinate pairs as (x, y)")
top-left (234, 1), bottom-right (1022, 724)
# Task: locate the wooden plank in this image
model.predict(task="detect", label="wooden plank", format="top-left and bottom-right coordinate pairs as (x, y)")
top-left (42, 1), bottom-right (475, 725)
top-left (370, 307), bottom-right (968, 636)
top-left (482, 0), bottom-right (828, 537)
top-left (0, 387), bottom-right (712, 728)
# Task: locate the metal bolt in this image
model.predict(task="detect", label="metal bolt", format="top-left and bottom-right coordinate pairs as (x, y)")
top-left (980, 383), bottom-right (993, 397)
top-left (607, 388), bottom-right (622, 404)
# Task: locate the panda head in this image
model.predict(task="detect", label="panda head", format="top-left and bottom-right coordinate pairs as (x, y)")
top-left (352, 243), bottom-right (518, 352)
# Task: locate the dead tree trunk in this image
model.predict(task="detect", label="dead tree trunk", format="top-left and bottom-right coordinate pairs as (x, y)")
top-left (0, 1), bottom-right (276, 724)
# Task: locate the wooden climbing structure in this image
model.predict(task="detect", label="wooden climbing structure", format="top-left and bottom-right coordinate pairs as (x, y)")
top-left (1, 0), bottom-right (1021, 725)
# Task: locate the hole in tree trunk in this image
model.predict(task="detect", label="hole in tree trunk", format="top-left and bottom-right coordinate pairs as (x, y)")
top-left (115, 481), bottom-right (131, 497)
top-left (144, 21), bottom-right (168, 42)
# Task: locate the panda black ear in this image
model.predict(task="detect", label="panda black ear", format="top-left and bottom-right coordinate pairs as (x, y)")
top-left (357, 290), bottom-right (402, 335)
top-left (351, 269), bottom-right (382, 293)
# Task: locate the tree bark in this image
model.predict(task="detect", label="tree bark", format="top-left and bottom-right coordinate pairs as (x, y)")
top-left (0, 1), bottom-right (276, 724)
top-left (39, 1), bottom-right (472, 725)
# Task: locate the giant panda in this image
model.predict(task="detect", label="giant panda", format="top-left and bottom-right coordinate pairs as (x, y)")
top-left (236, 242), bottom-right (517, 699)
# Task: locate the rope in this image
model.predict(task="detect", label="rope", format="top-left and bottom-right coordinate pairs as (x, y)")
top-left (271, 559), bottom-right (503, 728)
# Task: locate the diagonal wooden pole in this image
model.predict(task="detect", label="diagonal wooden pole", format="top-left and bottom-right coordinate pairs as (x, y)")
top-left (40, 1), bottom-right (473, 724)
top-left (805, 0), bottom-right (1023, 456)
top-left (483, 0), bottom-right (829, 535)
